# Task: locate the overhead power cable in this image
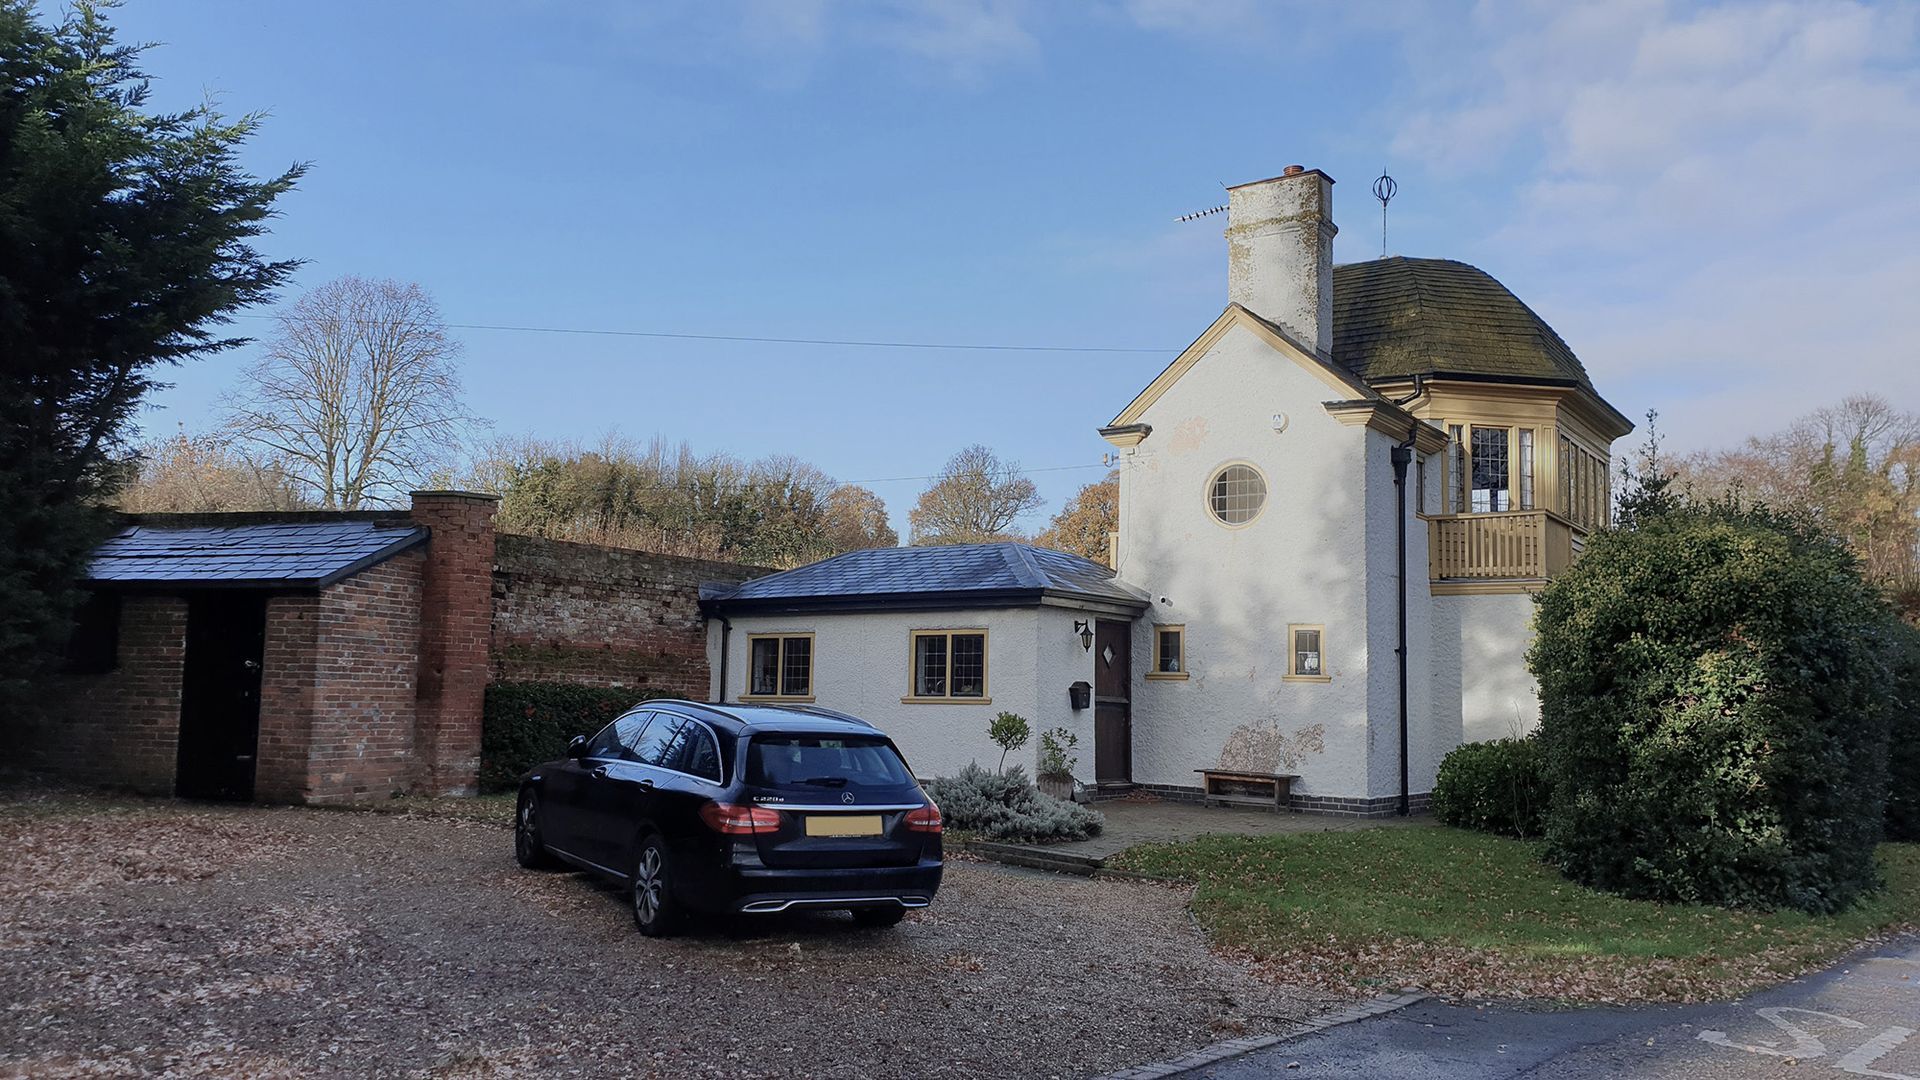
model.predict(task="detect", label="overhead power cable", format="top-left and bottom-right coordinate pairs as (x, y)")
top-left (227, 313), bottom-right (1169, 355)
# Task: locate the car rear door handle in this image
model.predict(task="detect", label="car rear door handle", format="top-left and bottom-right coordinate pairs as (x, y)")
top-left (637, 777), bottom-right (654, 790)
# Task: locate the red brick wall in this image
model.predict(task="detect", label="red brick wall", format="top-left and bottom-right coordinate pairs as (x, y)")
top-left (255, 592), bottom-right (319, 802)
top-left (37, 595), bottom-right (189, 794)
top-left (411, 491), bottom-right (498, 796)
top-left (307, 551), bottom-right (423, 803)
top-left (491, 534), bottom-right (767, 697)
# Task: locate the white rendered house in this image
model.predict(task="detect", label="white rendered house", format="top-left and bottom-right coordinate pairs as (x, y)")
top-left (702, 165), bottom-right (1631, 815)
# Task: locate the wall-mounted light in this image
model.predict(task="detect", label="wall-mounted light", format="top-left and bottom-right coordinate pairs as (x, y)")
top-left (1072, 619), bottom-right (1095, 651)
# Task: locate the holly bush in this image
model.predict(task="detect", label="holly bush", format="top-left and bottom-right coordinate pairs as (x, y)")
top-left (1529, 502), bottom-right (1895, 913)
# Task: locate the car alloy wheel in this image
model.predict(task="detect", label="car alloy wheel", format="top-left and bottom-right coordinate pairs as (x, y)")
top-left (633, 847), bottom-right (664, 924)
top-left (514, 792), bottom-right (557, 870)
top-left (631, 838), bottom-right (678, 936)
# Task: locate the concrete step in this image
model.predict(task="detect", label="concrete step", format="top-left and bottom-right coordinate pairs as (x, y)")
top-left (962, 839), bottom-right (1104, 876)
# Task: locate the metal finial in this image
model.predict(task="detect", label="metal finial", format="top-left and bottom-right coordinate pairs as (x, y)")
top-left (1372, 168), bottom-right (1397, 259)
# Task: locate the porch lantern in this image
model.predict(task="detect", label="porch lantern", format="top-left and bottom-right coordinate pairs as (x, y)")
top-left (1073, 619), bottom-right (1095, 651)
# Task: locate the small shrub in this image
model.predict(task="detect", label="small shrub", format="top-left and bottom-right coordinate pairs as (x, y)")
top-left (480, 681), bottom-right (670, 791)
top-left (925, 763), bottom-right (1103, 843)
top-left (988, 711), bottom-right (1031, 772)
top-left (1531, 501), bottom-right (1894, 913)
top-left (1036, 727), bottom-right (1080, 780)
top-left (1431, 736), bottom-right (1548, 838)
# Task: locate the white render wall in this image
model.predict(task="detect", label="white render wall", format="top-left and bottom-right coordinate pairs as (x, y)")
top-left (1431, 592), bottom-right (1541, 745)
top-left (708, 606), bottom-right (1106, 783)
top-left (1116, 322), bottom-right (1387, 801)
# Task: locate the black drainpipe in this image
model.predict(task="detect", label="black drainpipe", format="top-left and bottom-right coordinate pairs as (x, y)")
top-left (1390, 436), bottom-right (1416, 816)
top-left (715, 615), bottom-right (732, 704)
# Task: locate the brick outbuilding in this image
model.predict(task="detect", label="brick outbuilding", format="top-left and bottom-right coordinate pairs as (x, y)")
top-left (30, 492), bottom-right (497, 803)
top-left (25, 492), bottom-right (766, 805)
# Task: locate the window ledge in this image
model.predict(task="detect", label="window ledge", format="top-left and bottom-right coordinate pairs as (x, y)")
top-left (1144, 672), bottom-right (1190, 681)
top-left (900, 696), bottom-right (993, 705)
top-left (1281, 674), bottom-right (1332, 683)
top-left (739, 694), bottom-right (816, 703)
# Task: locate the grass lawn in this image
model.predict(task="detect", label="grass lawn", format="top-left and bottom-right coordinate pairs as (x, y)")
top-left (1109, 824), bottom-right (1920, 1003)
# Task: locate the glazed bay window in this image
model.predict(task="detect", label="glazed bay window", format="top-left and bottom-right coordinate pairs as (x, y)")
top-left (909, 630), bottom-right (987, 701)
top-left (1149, 625), bottom-right (1186, 680)
top-left (1285, 624), bottom-right (1328, 681)
top-left (1469, 426), bottom-right (1511, 512)
top-left (746, 634), bottom-right (813, 700)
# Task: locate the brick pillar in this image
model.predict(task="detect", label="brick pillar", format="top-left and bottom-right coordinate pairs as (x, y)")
top-left (410, 490), bottom-right (499, 795)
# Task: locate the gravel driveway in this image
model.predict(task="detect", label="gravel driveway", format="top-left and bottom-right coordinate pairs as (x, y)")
top-left (0, 791), bottom-right (1341, 1079)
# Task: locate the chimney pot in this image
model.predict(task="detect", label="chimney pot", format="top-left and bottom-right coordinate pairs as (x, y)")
top-left (1283, 164), bottom-right (1305, 176)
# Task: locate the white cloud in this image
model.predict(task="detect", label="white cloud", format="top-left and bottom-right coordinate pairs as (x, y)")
top-left (1392, 0), bottom-right (1920, 450)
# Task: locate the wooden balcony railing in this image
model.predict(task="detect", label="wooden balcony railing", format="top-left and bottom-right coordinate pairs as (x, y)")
top-left (1428, 510), bottom-right (1579, 582)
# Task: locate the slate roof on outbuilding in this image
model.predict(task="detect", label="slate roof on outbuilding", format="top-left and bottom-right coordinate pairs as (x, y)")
top-left (699, 542), bottom-right (1148, 615)
top-left (1331, 257), bottom-right (1593, 389)
top-left (88, 519), bottom-right (428, 589)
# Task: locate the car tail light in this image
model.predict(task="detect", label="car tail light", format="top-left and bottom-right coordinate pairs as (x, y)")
top-left (905, 803), bottom-right (942, 834)
top-left (700, 802), bottom-right (783, 835)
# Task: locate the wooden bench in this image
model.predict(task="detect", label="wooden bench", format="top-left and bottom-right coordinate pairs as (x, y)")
top-left (1195, 769), bottom-right (1298, 812)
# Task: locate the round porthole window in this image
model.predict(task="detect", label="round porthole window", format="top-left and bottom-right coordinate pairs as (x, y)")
top-left (1208, 463), bottom-right (1267, 526)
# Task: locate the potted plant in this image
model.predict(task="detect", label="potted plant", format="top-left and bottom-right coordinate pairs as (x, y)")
top-left (1036, 727), bottom-right (1079, 801)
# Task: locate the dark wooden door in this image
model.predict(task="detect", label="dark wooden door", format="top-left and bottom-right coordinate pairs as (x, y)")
top-left (175, 592), bottom-right (267, 801)
top-left (1093, 619), bottom-right (1132, 783)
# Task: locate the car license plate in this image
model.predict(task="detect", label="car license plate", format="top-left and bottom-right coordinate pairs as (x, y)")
top-left (803, 814), bottom-right (884, 837)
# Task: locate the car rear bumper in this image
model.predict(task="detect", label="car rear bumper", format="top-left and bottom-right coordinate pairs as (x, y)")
top-left (686, 860), bottom-right (944, 914)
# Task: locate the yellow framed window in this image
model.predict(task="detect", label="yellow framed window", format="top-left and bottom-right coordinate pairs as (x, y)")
top-left (1148, 625), bottom-right (1186, 680)
top-left (746, 633), bottom-right (813, 700)
top-left (908, 629), bottom-right (988, 700)
top-left (1285, 624), bottom-right (1329, 681)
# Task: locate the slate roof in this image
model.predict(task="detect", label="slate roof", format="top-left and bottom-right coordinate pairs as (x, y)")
top-left (700, 542), bottom-right (1148, 614)
top-left (88, 519), bottom-right (428, 589)
top-left (1331, 257), bottom-right (1593, 389)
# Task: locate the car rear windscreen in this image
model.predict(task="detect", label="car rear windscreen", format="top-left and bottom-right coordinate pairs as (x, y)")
top-left (746, 734), bottom-right (912, 791)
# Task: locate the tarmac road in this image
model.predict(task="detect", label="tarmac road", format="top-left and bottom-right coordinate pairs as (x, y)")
top-left (1183, 938), bottom-right (1920, 1079)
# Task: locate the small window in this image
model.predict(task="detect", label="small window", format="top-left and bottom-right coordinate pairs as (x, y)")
top-left (1149, 625), bottom-right (1186, 680)
top-left (1447, 424), bottom-right (1466, 513)
top-left (909, 630), bottom-right (988, 700)
top-left (1286, 625), bottom-right (1328, 681)
top-left (1518, 428), bottom-right (1536, 510)
top-left (747, 634), bottom-right (814, 700)
top-left (1207, 463), bottom-right (1267, 526)
top-left (1470, 427), bottom-right (1512, 512)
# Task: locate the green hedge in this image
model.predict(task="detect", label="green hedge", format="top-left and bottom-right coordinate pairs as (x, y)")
top-left (480, 681), bottom-right (671, 792)
top-left (1430, 736), bottom-right (1548, 838)
top-left (1530, 502), bottom-right (1895, 914)
top-left (1887, 623), bottom-right (1920, 842)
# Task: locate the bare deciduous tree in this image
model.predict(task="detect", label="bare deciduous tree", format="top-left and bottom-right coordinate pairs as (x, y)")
top-left (1674, 394), bottom-right (1920, 586)
top-left (908, 444), bottom-right (1042, 545)
top-left (116, 428), bottom-right (313, 512)
top-left (223, 277), bottom-right (477, 508)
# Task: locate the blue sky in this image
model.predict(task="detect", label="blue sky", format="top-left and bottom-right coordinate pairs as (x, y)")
top-left (106, 1), bottom-right (1920, 536)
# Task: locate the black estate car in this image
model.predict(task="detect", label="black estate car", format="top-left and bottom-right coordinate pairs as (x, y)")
top-left (514, 700), bottom-right (944, 935)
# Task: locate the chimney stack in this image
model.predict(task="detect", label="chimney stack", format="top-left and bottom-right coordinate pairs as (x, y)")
top-left (1225, 166), bottom-right (1337, 355)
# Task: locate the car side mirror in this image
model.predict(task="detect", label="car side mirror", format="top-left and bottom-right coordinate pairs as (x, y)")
top-left (567, 735), bottom-right (588, 758)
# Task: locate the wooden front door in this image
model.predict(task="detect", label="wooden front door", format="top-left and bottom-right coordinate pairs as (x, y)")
top-left (175, 592), bottom-right (267, 801)
top-left (1093, 619), bottom-right (1132, 783)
